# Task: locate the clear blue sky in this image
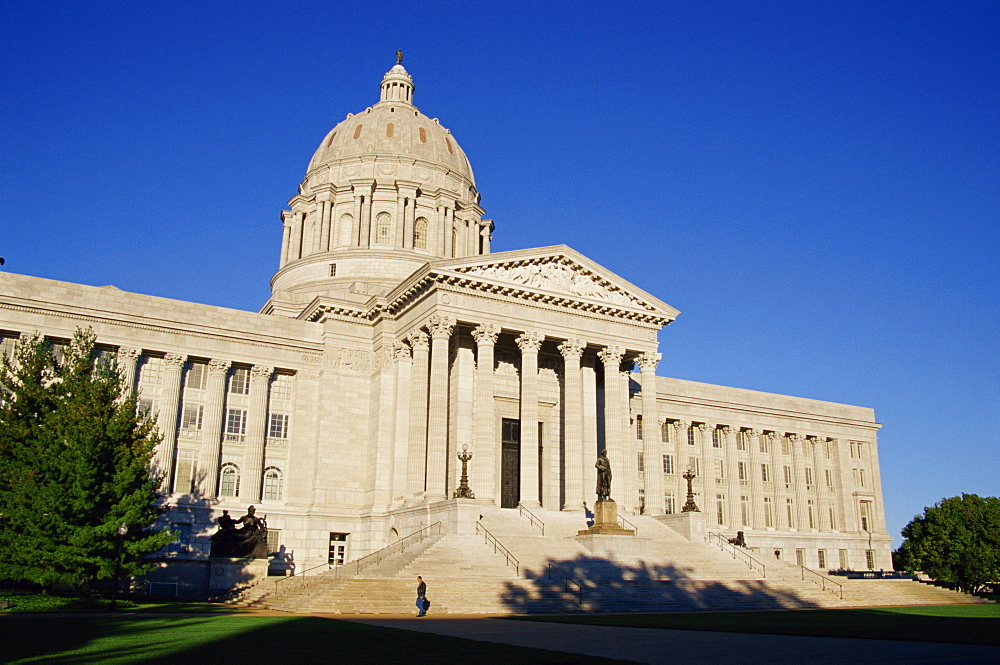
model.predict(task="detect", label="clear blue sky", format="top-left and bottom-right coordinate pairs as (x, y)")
top-left (2, 1), bottom-right (997, 544)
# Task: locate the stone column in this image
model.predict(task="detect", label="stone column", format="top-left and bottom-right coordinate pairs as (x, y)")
top-left (598, 346), bottom-right (629, 506)
top-left (722, 426), bottom-right (740, 526)
top-left (391, 343), bottom-right (412, 506)
top-left (360, 196), bottom-right (372, 248)
top-left (516, 331), bottom-right (544, 507)
top-left (559, 339), bottom-right (586, 511)
top-left (745, 428), bottom-right (764, 528)
top-left (279, 211), bottom-right (293, 265)
top-left (425, 316), bottom-right (454, 499)
top-left (636, 352), bottom-right (663, 515)
top-left (673, 420), bottom-right (690, 512)
top-left (406, 330), bottom-right (430, 498)
top-left (581, 355), bottom-right (598, 507)
top-left (351, 195), bottom-right (363, 247)
top-left (472, 324), bottom-right (500, 503)
top-left (116, 347), bottom-right (141, 397)
top-left (451, 334), bottom-right (475, 495)
top-left (240, 365), bottom-right (273, 502)
top-left (196, 359), bottom-right (230, 497)
top-left (317, 200), bottom-right (329, 252)
top-left (155, 353), bottom-right (186, 489)
top-left (288, 211), bottom-right (304, 260)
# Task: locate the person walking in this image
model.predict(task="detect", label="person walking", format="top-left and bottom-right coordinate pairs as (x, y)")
top-left (415, 576), bottom-right (428, 616)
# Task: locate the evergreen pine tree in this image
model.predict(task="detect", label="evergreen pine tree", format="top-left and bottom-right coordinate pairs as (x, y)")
top-left (0, 329), bottom-right (175, 588)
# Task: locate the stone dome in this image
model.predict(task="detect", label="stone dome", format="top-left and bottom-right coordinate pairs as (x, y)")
top-left (305, 63), bottom-right (475, 188)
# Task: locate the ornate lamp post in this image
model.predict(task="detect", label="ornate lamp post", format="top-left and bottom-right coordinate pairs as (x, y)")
top-left (453, 445), bottom-right (475, 499)
top-left (681, 469), bottom-right (700, 512)
top-left (109, 522), bottom-right (128, 611)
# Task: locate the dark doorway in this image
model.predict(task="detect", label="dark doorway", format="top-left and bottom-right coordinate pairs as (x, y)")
top-left (501, 418), bottom-right (521, 508)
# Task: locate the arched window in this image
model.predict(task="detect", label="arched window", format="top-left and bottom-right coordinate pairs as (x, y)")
top-left (263, 467), bottom-right (283, 501)
top-left (220, 464), bottom-right (240, 498)
top-left (375, 212), bottom-right (392, 245)
top-left (413, 217), bottom-right (428, 250)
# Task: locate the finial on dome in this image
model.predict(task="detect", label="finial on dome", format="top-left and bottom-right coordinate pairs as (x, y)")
top-left (396, 49), bottom-right (403, 65)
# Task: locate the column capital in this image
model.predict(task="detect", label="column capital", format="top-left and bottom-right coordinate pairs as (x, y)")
top-left (675, 419), bottom-right (691, 430)
top-left (767, 430), bottom-right (782, 441)
top-left (697, 422), bottom-right (709, 432)
top-left (426, 315), bottom-right (456, 339)
top-left (719, 425), bottom-right (733, 435)
top-left (406, 329), bottom-right (430, 350)
top-left (391, 342), bottom-right (412, 361)
top-left (597, 345), bottom-right (625, 365)
top-left (163, 353), bottom-right (187, 370)
top-left (558, 338), bottom-right (586, 360)
top-left (208, 359), bottom-right (231, 375)
top-left (786, 432), bottom-right (801, 442)
top-left (745, 427), bottom-right (762, 437)
top-left (471, 323), bottom-right (500, 346)
top-left (515, 331), bottom-right (543, 353)
top-left (117, 346), bottom-right (141, 363)
top-left (251, 365), bottom-right (274, 380)
top-left (636, 351), bottom-right (661, 372)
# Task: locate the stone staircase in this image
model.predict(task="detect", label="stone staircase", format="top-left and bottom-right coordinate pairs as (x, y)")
top-left (235, 506), bottom-right (989, 614)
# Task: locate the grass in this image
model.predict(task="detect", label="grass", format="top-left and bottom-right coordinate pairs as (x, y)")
top-left (0, 614), bottom-right (635, 664)
top-left (511, 604), bottom-right (1000, 646)
top-left (0, 590), bottom-right (240, 614)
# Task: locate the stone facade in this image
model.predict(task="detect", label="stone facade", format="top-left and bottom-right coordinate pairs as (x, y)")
top-left (0, 61), bottom-right (891, 597)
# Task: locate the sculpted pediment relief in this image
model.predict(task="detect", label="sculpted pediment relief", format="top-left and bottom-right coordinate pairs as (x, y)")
top-left (455, 258), bottom-right (644, 308)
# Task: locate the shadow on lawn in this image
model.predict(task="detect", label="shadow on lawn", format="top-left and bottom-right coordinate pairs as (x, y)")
top-left (501, 554), bottom-right (820, 614)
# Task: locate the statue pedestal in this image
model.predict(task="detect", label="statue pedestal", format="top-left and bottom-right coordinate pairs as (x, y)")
top-left (577, 500), bottom-right (634, 536)
top-left (654, 511), bottom-right (708, 542)
top-left (208, 557), bottom-right (269, 594)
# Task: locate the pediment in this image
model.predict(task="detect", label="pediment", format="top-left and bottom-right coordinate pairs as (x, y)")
top-left (429, 246), bottom-right (679, 322)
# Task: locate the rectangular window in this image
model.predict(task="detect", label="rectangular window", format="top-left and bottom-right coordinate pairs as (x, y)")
top-left (807, 499), bottom-right (816, 529)
top-left (661, 422), bottom-right (671, 444)
top-left (271, 374), bottom-right (292, 400)
top-left (839, 549), bottom-right (849, 569)
top-left (859, 500), bottom-right (872, 531)
top-left (266, 528), bottom-right (282, 556)
top-left (636, 415), bottom-right (643, 440)
top-left (738, 461), bottom-right (748, 485)
top-left (688, 456), bottom-right (699, 477)
top-left (181, 403), bottom-right (203, 430)
top-left (715, 458), bottom-right (725, 482)
top-left (783, 465), bottom-right (793, 488)
top-left (763, 497), bottom-right (774, 528)
top-left (829, 507), bottom-right (838, 530)
top-left (637, 452), bottom-right (644, 475)
top-left (796, 549), bottom-right (805, 567)
top-left (866, 550), bottom-right (876, 570)
top-left (740, 495), bottom-right (750, 526)
top-left (687, 426), bottom-right (696, 446)
top-left (229, 367), bottom-right (250, 395)
top-left (825, 469), bottom-right (834, 490)
top-left (759, 433), bottom-right (769, 453)
top-left (859, 469), bottom-right (866, 487)
top-left (664, 491), bottom-right (676, 515)
top-left (185, 362), bottom-right (207, 391)
top-left (329, 533), bottom-right (348, 566)
top-left (817, 549), bottom-right (827, 569)
top-left (805, 467), bottom-right (814, 490)
top-left (712, 427), bottom-right (723, 448)
top-left (329, 263), bottom-right (337, 277)
top-left (226, 408), bottom-right (247, 436)
top-left (737, 431), bottom-right (747, 452)
top-left (137, 356), bottom-right (162, 386)
top-left (173, 449), bottom-right (197, 494)
top-left (823, 440), bottom-right (832, 458)
top-left (761, 463), bottom-right (770, 483)
top-left (268, 413), bottom-right (289, 439)
top-left (138, 398), bottom-right (155, 421)
top-left (662, 454), bottom-right (674, 475)
top-left (782, 436), bottom-right (791, 456)
top-left (786, 498), bottom-right (795, 529)
top-left (168, 523), bottom-right (192, 553)
top-left (716, 494), bottom-right (726, 526)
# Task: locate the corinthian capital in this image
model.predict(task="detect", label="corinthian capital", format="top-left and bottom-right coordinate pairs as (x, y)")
top-left (597, 345), bottom-right (625, 366)
top-left (116, 347), bottom-right (141, 364)
top-left (636, 351), bottom-right (661, 372)
top-left (675, 420), bottom-right (691, 430)
top-left (391, 342), bottom-right (412, 361)
top-left (406, 329), bottom-right (429, 350)
top-left (426, 315), bottom-right (456, 339)
top-left (163, 353), bottom-right (187, 370)
top-left (208, 359), bottom-right (232, 375)
top-left (471, 323), bottom-right (500, 346)
top-left (558, 338), bottom-right (586, 360)
top-left (515, 331), bottom-right (544, 353)
top-left (251, 365), bottom-right (274, 380)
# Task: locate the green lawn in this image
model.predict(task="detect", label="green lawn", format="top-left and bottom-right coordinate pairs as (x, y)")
top-left (512, 604), bottom-right (1000, 646)
top-left (0, 615), bottom-right (635, 665)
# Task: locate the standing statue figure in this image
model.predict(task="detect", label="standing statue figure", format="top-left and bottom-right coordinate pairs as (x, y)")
top-left (396, 49), bottom-right (403, 65)
top-left (595, 451), bottom-right (612, 502)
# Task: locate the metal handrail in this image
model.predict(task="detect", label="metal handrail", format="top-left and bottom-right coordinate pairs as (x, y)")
top-left (706, 531), bottom-right (767, 578)
top-left (518, 503), bottom-right (545, 535)
top-left (801, 566), bottom-right (843, 599)
top-left (273, 561), bottom-right (335, 596)
top-left (618, 514), bottom-right (637, 534)
top-left (475, 522), bottom-right (519, 576)
top-left (354, 522), bottom-right (443, 576)
top-left (547, 563), bottom-right (584, 605)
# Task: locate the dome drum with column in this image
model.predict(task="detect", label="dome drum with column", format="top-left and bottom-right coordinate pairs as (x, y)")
top-left (270, 63), bottom-right (492, 310)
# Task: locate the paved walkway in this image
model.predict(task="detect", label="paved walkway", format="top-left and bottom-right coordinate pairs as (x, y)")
top-left (341, 615), bottom-right (1000, 664)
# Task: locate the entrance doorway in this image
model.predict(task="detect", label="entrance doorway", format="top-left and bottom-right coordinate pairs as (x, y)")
top-left (501, 418), bottom-right (520, 508)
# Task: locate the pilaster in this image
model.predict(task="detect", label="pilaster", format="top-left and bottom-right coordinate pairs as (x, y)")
top-left (155, 353), bottom-right (186, 489)
top-left (637, 352), bottom-right (663, 515)
top-left (197, 359), bottom-right (230, 497)
top-left (516, 331), bottom-right (544, 507)
top-left (240, 365), bottom-right (273, 502)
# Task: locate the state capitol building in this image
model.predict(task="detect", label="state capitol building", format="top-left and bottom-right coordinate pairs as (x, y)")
top-left (0, 60), bottom-right (892, 597)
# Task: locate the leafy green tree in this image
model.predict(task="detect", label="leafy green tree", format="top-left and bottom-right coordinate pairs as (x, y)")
top-left (0, 329), bottom-right (175, 589)
top-left (895, 494), bottom-right (1000, 594)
